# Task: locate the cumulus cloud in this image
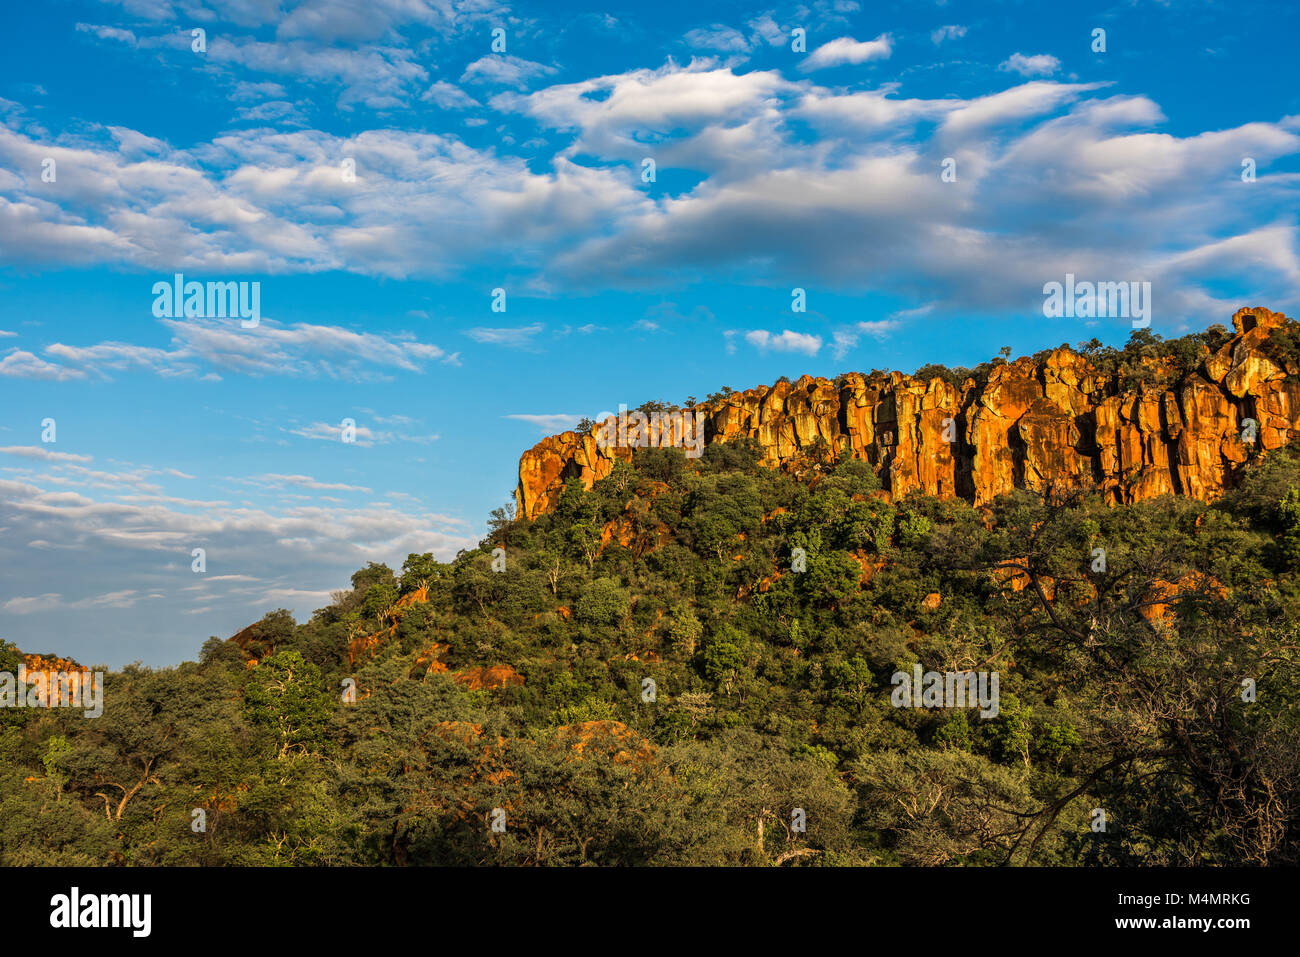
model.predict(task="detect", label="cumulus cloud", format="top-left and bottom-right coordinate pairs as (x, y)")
top-left (461, 55), bottom-right (557, 89)
top-left (494, 62), bottom-right (802, 185)
top-left (801, 34), bottom-right (893, 72)
top-left (421, 80), bottom-right (481, 109)
top-left (0, 61), bottom-right (1297, 329)
top-left (0, 121), bottom-right (645, 280)
top-left (999, 53), bottom-right (1062, 78)
top-left (745, 329), bottom-right (823, 355)
top-left (521, 67), bottom-right (1300, 323)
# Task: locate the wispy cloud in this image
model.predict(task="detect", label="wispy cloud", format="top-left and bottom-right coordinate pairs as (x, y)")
top-left (0, 471), bottom-right (477, 664)
top-left (2, 592), bottom-right (61, 615)
top-left (253, 473), bottom-right (373, 493)
top-left (465, 323), bottom-right (545, 347)
top-left (33, 318), bottom-right (454, 382)
top-left (684, 25), bottom-right (752, 53)
top-left (832, 320), bottom-right (900, 359)
top-left (0, 350), bottom-right (87, 381)
top-left (504, 413), bottom-right (584, 433)
top-left (0, 446), bottom-right (93, 463)
top-left (285, 420), bottom-right (438, 447)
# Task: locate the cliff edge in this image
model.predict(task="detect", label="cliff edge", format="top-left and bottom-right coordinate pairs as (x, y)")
top-left (516, 307), bottom-right (1300, 518)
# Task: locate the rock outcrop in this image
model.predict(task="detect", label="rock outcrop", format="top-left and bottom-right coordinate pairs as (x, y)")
top-left (517, 307), bottom-right (1300, 518)
top-left (7, 653), bottom-right (92, 707)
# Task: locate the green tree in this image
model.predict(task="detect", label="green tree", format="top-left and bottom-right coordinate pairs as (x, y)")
top-left (243, 652), bottom-right (333, 760)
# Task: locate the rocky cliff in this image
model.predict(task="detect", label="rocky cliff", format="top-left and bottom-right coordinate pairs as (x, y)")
top-left (516, 307), bottom-right (1300, 518)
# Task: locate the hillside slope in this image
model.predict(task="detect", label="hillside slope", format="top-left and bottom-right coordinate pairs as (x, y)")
top-left (6, 310), bottom-right (1300, 867)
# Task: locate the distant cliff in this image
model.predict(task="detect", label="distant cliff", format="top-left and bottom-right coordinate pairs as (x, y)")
top-left (516, 306), bottom-right (1300, 519)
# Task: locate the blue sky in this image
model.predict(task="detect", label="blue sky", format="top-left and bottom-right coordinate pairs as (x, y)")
top-left (1, 0), bottom-right (1298, 666)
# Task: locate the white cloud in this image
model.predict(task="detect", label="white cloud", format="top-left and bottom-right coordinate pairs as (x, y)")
top-left (940, 81), bottom-right (1103, 137)
top-left (421, 80), bottom-right (481, 109)
top-left (0, 349), bottom-right (86, 381)
top-left (39, 317), bottom-right (453, 382)
top-left (231, 80), bottom-right (289, 101)
top-left (745, 329), bottom-right (823, 355)
top-left (0, 64), bottom-right (1296, 329)
top-left (69, 589), bottom-right (146, 609)
top-left (75, 23), bottom-right (137, 44)
top-left (999, 53), bottom-right (1062, 78)
top-left (685, 25), bottom-right (752, 52)
top-left (856, 319), bottom-right (900, 338)
top-left (832, 319), bottom-right (899, 358)
top-left (91, 0), bottom-right (491, 41)
top-left (2, 593), bottom-right (61, 615)
top-left (288, 421), bottom-right (374, 445)
top-left (932, 25), bottom-right (967, 45)
top-left (0, 446), bottom-right (93, 463)
top-left (504, 413), bottom-right (584, 432)
top-left (496, 63), bottom-right (800, 181)
top-left (284, 420), bottom-right (436, 447)
top-left (0, 470), bottom-right (478, 664)
top-left (8, 120), bottom-right (645, 279)
top-left (461, 55), bottom-right (557, 89)
top-left (801, 34), bottom-right (893, 72)
top-left (254, 474), bottom-right (373, 493)
top-left (747, 15), bottom-right (785, 47)
top-left (465, 323), bottom-right (545, 346)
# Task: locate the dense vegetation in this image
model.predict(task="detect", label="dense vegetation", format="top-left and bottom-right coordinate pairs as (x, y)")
top-left (907, 325), bottom-right (1239, 393)
top-left (3, 437), bottom-right (1300, 866)
top-left (597, 325), bottom-right (1255, 417)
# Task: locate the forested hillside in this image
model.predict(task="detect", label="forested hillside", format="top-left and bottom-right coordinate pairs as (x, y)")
top-left (4, 432), bottom-right (1300, 865)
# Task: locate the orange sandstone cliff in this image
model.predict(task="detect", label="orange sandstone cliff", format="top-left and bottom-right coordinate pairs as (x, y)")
top-left (516, 307), bottom-right (1300, 519)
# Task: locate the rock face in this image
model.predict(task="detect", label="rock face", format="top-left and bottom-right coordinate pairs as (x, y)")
top-left (516, 307), bottom-right (1300, 518)
top-left (12, 653), bottom-right (91, 707)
